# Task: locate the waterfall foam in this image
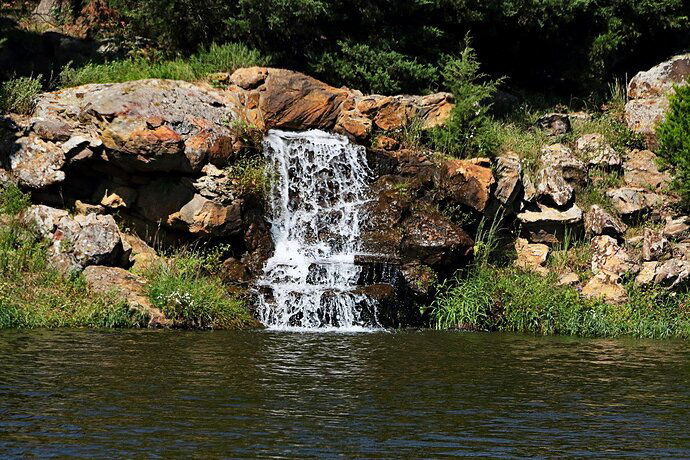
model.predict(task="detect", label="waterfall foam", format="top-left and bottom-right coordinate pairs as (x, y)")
top-left (256, 129), bottom-right (379, 331)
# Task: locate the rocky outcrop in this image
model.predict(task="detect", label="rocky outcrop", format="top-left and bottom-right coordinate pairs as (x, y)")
top-left (625, 54), bottom-right (690, 147)
top-left (83, 265), bottom-right (170, 327)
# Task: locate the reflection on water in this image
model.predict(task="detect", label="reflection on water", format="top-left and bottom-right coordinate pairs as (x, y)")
top-left (0, 330), bottom-right (689, 457)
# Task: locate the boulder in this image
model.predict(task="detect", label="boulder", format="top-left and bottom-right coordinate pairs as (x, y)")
top-left (400, 262), bottom-right (438, 298)
top-left (435, 158), bottom-right (495, 213)
top-left (623, 149), bottom-right (670, 190)
top-left (23, 205), bottom-right (125, 272)
top-left (517, 203), bottom-right (583, 244)
top-left (625, 54), bottom-right (690, 147)
top-left (653, 259), bottom-right (690, 290)
top-left (642, 228), bottom-right (670, 261)
top-left (584, 205), bottom-right (627, 239)
top-left (536, 113), bottom-right (571, 135)
top-left (590, 235), bottom-right (637, 278)
top-left (606, 187), bottom-right (665, 219)
top-left (663, 216), bottom-right (690, 239)
top-left (6, 135), bottom-right (65, 189)
top-left (490, 155), bottom-right (522, 213)
top-left (534, 166), bottom-right (573, 207)
top-left (82, 265), bottom-right (169, 327)
top-left (582, 273), bottom-right (628, 304)
top-left (540, 144), bottom-right (587, 184)
top-left (514, 238), bottom-right (549, 275)
top-left (576, 133), bottom-right (621, 170)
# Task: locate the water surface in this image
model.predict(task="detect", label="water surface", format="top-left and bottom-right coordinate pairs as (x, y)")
top-left (1, 330), bottom-right (688, 457)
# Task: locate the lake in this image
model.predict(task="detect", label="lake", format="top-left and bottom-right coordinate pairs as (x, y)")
top-left (1, 330), bottom-right (689, 458)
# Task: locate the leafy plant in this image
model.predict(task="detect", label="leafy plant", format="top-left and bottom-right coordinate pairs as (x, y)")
top-left (0, 75), bottom-right (42, 114)
top-left (429, 37), bottom-right (504, 157)
top-left (657, 83), bottom-right (690, 209)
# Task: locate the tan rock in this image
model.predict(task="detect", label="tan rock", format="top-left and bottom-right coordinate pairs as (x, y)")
top-left (591, 235), bottom-right (637, 278)
top-left (635, 261), bottom-right (660, 286)
top-left (83, 265), bottom-right (169, 327)
top-left (558, 272), bottom-right (580, 286)
top-left (584, 205), bottom-right (627, 238)
top-left (121, 233), bottom-right (159, 272)
top-left (535, 166), bottom-right (573, 207)
top-left (642, 228), bottom-right (670, 261)
top-left (623, 149), bottom-right (670, 190)
top-left (540, 144), bottom-right (587, 184)
top-left (517, 203), bottom-right (583, 244)
top-left (514, 238), bottom-right (550, 274)
top-left (582, 273), bottom-right (628, 304)
top-left (663, 216), bottom-right (690, 239)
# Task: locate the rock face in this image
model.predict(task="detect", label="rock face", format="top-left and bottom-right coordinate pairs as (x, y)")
top-left (625, 54), bottom-right (690, 147)
top-left (23, 205), bottom-right (125, 273)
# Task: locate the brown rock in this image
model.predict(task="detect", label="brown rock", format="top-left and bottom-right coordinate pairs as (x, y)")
top-left (435, 158), bottom-right (495, 213)
top-left (514, 238), bottom-right (550, 275)
top-left (83, 265), bottom-right (169, 327)
top-left (372, 135), bottom-right (400, 151)
top-left (536, 113), bottom-right (571, 135)
top-left (400, 262), bottom-right (438, 297)
top-left (642, 228), bottom-right (670, 261)
top-left (541, 144), bottom-right (587, 184)
top-left (623, 149), bottom-right (670, 190)
top-left (584, 205), bottom-right (627, 239)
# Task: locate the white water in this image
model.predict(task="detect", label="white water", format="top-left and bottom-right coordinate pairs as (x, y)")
top-left (256, 129), bottom-right (378, 331)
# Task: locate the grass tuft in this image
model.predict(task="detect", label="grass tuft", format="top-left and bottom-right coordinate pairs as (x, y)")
top-left (0, 75), bottom-right (42, 114)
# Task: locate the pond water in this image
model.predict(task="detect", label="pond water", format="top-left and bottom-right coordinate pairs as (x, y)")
top-left (1, 330), bottom-right (689, 458)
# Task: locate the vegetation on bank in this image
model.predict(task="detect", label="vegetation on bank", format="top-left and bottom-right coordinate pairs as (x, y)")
top-left (430, 266), bottom-right (690, 340)
top-left (59, 42), bottom-right (270, 87)
top-left (657, 83), bottom-right (690, 211)
top-left (0, 184), bottom-right (146, 328)
top-left (0, 184), bottom-right (253, 330)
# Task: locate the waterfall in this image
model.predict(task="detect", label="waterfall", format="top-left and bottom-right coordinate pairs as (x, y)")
top-left (256, 129), bottom-right (378, 331)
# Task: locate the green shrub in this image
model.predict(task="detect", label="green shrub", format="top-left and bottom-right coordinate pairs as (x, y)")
top-left (0, 75), bottom-right (42, 114)
top-left (430, 266), bottom-right (690, 339)
top-left (429, 39), bottom-right (504, 157)
top-left (59, 43), bottom-right (269, 88)
top-left (657, 83), bottom-right (690, 208)
top-left (146, 253), bottom-right (253, 329)
top-left (313, 41), bottom-right (437, 95)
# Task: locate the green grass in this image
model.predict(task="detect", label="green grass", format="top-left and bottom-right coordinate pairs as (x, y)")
top-left (0, 211), bottom-right (146, 329)
top-left (59, 42), bottom-right (270, 88)
top-left (430, 265), bottom-right (690, 339)
top-left (145, 251), bottom-right (255, 329)
top-left (0, 75), bottom-right (42, 114)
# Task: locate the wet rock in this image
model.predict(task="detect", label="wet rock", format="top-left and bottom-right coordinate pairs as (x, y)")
top-left (514, 238), bottom-right (549, 275)
top-left (83, 265), bottom-right (169, 327)
top-left (372, 135), bottom-right (400, 151)
top-left (623, 149), bottom-right (670, 190)
top-left (642, 228), bottom-right (670, 261)
top-left (540, 144), bottom-right (587, 184)
top-left (584, 205), bottom-right (627, 239)
top-left (536, 113), bottom-right (571, 135)
top-left (535, 166), bottom-right (573, 207)
top-left (625, 54), bottom-right (690, 147)
top-left (517, 203), bottom-right (583, 244)
top-left (400, 262), bottom-right (438, 298)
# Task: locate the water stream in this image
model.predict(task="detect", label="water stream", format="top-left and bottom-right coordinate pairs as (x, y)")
top-left (256, 129), bottom-right (378, 330)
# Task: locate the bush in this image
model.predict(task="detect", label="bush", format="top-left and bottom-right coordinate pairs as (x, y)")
top-left (0, 75), bottom-right (42, 114)
top-left (429, 39), bottom-right (503, 157)
top-left (146, 253), bottom-right (253, 329)
top-left (430, 266), bottom-right (690, 339)
top-left (0, 183), bottom-right (31, 215)
top-left (657, 83), bottom-right (690, 208)
top-left (313, 41), bottom-right (437, 95)
top-left (59, 43), bottom-right (270, 88)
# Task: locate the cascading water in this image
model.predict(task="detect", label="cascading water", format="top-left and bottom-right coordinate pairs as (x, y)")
top-left (256, 129), bottom-right (378, 331)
